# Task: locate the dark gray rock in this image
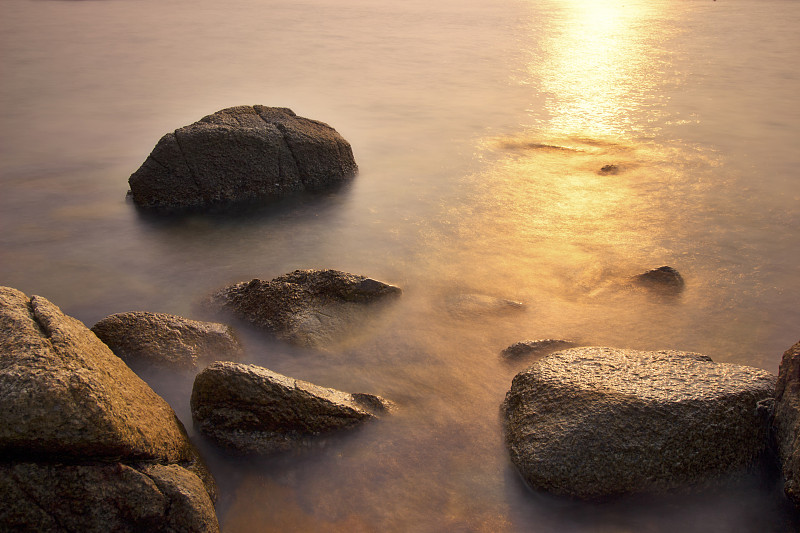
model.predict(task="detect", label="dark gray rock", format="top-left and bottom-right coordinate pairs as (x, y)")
top-left (501, 339), bottom-right (577, 360)
top-left (502, 346), bottom-right (776, 500)
top-left (92, 311), bottom-right (245, 370)
top-left (207, 269), bottom-right (402, 347)
top-left (129, 105), bottom-right (357, 208)
top-left (599, 164), bottom-right (620, 175)
top-left (633, 266), bottom-right (685, 294)
top-left (0, 286), bottom-right (218, 532)
top-left (774, 340), bottom-right (800, 507)
top-left (191, 361), bottom-right (395, 454)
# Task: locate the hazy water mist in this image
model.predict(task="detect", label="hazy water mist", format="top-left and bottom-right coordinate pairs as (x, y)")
top-left (1, 0), bottom-right (799, 530)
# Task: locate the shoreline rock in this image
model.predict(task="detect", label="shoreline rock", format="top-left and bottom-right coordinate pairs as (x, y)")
top-left (129, 106), bottom-right (357, 209)
top-left (501, 339), bottom-right (577, 360)
top-left (191, 361), bottom-right (395, 455)
top-left (92, 311), bottom-right (245, 370)
top-left (502, 346), bottom-right (776, 500)
top-left (774, 340), bottom-right (800, 506)
top-left (0, 286), bottom-right (219, 532)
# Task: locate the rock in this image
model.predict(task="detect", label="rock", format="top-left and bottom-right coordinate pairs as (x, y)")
top-left (774, 340), bottom-right (800, 506)
top-left (501, 339), bottom-right (576, 360)
top-left (129, 105), bottom-right (357, 209)
top-left (444, 293), bottom-right (525, 317)
top-left (191, 361), bottom-right (395, 454)
top-left (633, 266), bottom-right (685, 294)
top-left (599, 164), bottom-right (620, 175)
top-left (207, 269), bottom-right (402, 347)
top-left (0, 463), bottom-right (218, 533)
top-left (0, 286), bottom-right (218, 532)
top-left (502, 346), bottom-right (776, 500)
top-left (92, 311), bottom-right (245, 370)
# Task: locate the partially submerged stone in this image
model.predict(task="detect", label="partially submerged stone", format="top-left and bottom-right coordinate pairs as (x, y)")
top-left (774, 340), bottom-right (800, 507)
top-left (92, 311), bottom-right (244, 370)
top-left (502, 346), bottom-right (776, 500)
top-left (633, 266), bottom-right (685, 294)
top-left (191, 361), bottom-right (395, 454)
top-left (501, 339), bottom-right (576, 360)
top-left (129, 106), bottom-right (357, 209)
top-left (207, 269), bottom-right (402, 347)
top-left (444, 293), bottom-right (525, 318)
top-left (0, 286), bottom-right (218, 531)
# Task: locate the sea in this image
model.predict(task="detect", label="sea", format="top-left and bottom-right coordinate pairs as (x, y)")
top-left (1, 0), bottom-right (799, 531)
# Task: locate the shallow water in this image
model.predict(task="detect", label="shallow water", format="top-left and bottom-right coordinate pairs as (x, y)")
top-left (1, 0), bottom-right (799, 530)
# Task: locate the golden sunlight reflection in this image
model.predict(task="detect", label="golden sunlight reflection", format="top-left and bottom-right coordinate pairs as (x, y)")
top-left (529, 0), bottom-right (672, 137)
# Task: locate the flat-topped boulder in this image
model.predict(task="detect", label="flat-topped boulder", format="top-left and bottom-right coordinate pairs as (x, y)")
top-left (774, 340), bottom-right (800, 507)
top-left (129, 106), bottom-right (357, 209)
top-left (191, 361), bottom-right (395, 454)
top-left (92, 311), bottom-right (245, 370)
top-left (0, 286), bottom-right (218, 532)
top-left (502, 346), bottom-right (776, 500)
top-left (207, 269), bottom-right (402, 347)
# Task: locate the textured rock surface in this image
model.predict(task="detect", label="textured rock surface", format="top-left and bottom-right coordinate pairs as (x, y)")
top-left (129, 105), bottom-right (357, 208)
top-left (633, 265), bottom-right (685, 294)
top-left (0, 463), bottom-right (218, 533)
top-left (0, 286), bottom-right (218, 532)
top-left (501, 339), bottom-right (577, 360)
top-left (444, 293), bottom-right (525, 318)
top-left (207, 269), bottom-right (402, 347)
top-left (774, 340), bottom-right (800, 506)
top-left (502, 346), bottom-right (776, 500)
top-left (92, 311), bottom-right (244, 370)
top-left (191, 361), bottom-right (395, 454)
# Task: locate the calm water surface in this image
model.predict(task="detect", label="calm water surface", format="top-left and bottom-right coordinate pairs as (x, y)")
top-left (1, 0), bottom-right (799, 531)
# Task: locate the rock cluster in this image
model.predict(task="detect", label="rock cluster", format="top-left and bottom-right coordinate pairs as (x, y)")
top-left (191, 361), bottom-right (395, 455)
top-left (128, 106), bottom-right (357, 209)
top-left (207, 269), bottom-right (402, 347)
top-left (0, 287), bottom-right (219, 532)
top-left (92, 311), bottom-right (244, 370)
top-left (502, 346), bottom-right (776, 500)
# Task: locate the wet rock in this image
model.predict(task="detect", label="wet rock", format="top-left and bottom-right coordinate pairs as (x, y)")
top-left (207, 269), bottom-right (402, 348)
top-left (191, 361), bottom-right (395, 454)
top-left (129, 105), bottom-right (357, 209)
top-left (599, 164), bottom-right (620, 175)
top-left (502, 346), bottom-right (776, 500)
top-left (92, 311), bottom-right (245, 370)
top-left (633, 265), bottom-right (685, 293)
top-left (501, 339), bottom-right (577, 360)
top-left (0, 286), bottom-right (218, 532)
top-left (445, 293), bottom-right (525, 317)
top-left (774, 340), bottom-right (800, 507)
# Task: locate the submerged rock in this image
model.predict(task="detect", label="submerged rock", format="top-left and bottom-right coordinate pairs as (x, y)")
top-left (207, 269), bottom-right (402, 348)
top-left (0, 286), bottom-right (218, 532)
top-left (129, 105), bottom-right (357, 209)
top-left (191, 361), bottom-right (395, 454)
top-left (501, 339), bottom-right (577, 360)
top-left (502, 346), bottom-right (776, 500)
top-left (774, 340), bottom-right (800, 506)
top-left (633, 266), bottom-right (685, 294)
top-left (444, 293), bottom-right (525, 318)
top-left (92, 311), bottom-right (245, 370)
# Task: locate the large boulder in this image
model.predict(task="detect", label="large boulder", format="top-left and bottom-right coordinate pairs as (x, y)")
top-left (191, 361), bottom-right (395, 454)
top-left (92, 311), bottom-right (245, 370)
top-left (207, 269), bottom-right (402, 347)
top-left (0, 287), bottom-right (218, 532)
top-left (502, 347), bottom-right (776, 500)
top-left (129, 105), bottom-right (358, 208)
top-left (774, 340), bottom-right (800, 506)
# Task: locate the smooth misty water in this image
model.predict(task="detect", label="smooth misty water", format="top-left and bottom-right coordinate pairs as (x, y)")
top-left (1, 0), bottom-right (799, 531)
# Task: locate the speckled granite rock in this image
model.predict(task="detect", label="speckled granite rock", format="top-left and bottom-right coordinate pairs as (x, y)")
top-left (92, 311), bottom-right (244, 370)
top-left (191, 361), bottom-right (395, 454)
top-left (501, 339), bottom-right (577, 360)
top-left (502, 346), bottom-right (776, 500)
top-left (207, 269), bottom-right (402, 347)
top-left (774, 340), bottom-right (800, 506)
top-left (129, 105), bottom-right (357, 209)
top-left (0, 286), bottom-right (218, 532)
